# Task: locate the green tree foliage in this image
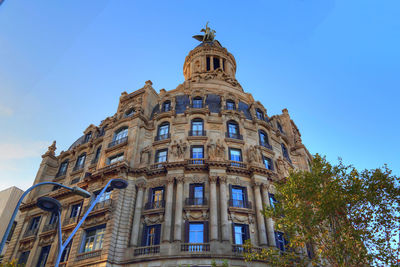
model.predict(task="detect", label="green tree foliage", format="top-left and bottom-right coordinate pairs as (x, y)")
top-left (0, 260), bottom-right (25, 267)
top-left (244, 154), bottom-right (400, 266)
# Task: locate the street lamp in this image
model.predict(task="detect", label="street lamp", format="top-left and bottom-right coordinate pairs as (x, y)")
top-left (0, 182), bottom-right (91, 256)
top-left (54, 178), bottom-right (128, 267)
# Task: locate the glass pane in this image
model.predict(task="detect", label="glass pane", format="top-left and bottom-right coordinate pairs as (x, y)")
top-left (189, 223), bottom-right (204, 243)
top-left (192, 121), bottom-right (203, 131)
top-left (192, 147), bottom-right (203, 158)
top-left (159, 125), bottom-right (169, 135)
top-left (230, 149), bottom-right (241, 161)
top-left (228, 123), bottom-right (238, 134)
top-left (234, 226), bottom-right (243, 245)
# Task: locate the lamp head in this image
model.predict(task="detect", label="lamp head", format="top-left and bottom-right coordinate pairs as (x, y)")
top-left (37, 196), bottom-right (61, 213)
top-left (110, 179), bottom-right (128, 190)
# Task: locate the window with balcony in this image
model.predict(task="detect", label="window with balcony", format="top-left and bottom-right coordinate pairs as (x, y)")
top-left (277, 122), bottom-right (284, 134)
top-left (226, 121), bottom-right (241, 139)
top-left (229, 185), bottom-right (249, 208)
top-left (155, 149), bottom-right (168, 163)
top-left (146, 187), bottom-right (164, 209)
top-left (74, 153), bottom-right (86, 171)
top-left (141, 224), bottom-right (161, 246)
top-left (81, 224), bottom-right (106, 253)
top-left (281, 143), bottom-right (291, 162)
top-left (60, 240), bottom-right (72, 263)
top-left (110, 127), bottom-right (128, 147)
top-left (84, 132), bottom-right (92, 143)
top-left (70, 203), bottom-right (82, 218)
top-left (191, 146), bottom-right (204, 162)
top-left (36, 245), bottom-right (51, 267)
top-left (29, 216), bottom-right (41, 231)
top-left (229, 148), bottom-right (242, 162)
top-left (161, 100), bottom-right (171, 112)
top-left (17, 251), bottom-right (30, 266)
top-left (192, 97), bottom-right (203, 108)
top-left (107, 153), bottom-right (124, 165)
top-left (263, 156), bottom-right (274, 170)
top-left (275, 231), bottom-right (289, 252)
top-left (232, 224), bottom-right (250, 245)
top-left (259, 130), bottom-right (271, 149)
top-left (184, 221), bottom-right (209, 251)
top-left (156, 122), bottom-right (170, 141)
top-left (190, 118), bottom-right (204, 136)
top-left (187, 183), bottom-right (205, 205)
top-left (56, 160), bottom-right (69, 177)
top-left (256, 109), bottom-right (264, 120)
top-left (92, 146), bottom-right (101, 164)
top-left (226, 100), bottom-right (235, 110)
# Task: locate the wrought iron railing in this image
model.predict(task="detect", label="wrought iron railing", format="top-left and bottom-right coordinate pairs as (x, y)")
top-left (150, 163), bottom-right (165, 170)
top-left (108, 136), bottom-right (128, 148)
top-left (133, 245), bottom-right (160, 256)
top-left (229, 161), bottom-right (247, 169)
top-left (154, 133), bottom-right (170, 141)
top-left (187, 159), bottom-right (205, 165)
top-left (229, 199), bottom-right (252, 209)
top-left (185, 198), bottom-right (207, 206)
top-left (76, 250), bottom-right (101, 261)
top-left (260, 142), bottom-right (273, 150)
top-left (188, 130), bottom-right (206, 136)
top-left (73, 164), bottom-right (84, 172)
top-left (144, 200), bottom-right (165, 210)
top-left (42, 223), bottom-right (57, 232)
top-left (225, 132), bottom-right (243, 140)
top-left (23, 228), bottom-right (38, 238)
top-left (181, 243), bottom-right (210, 252)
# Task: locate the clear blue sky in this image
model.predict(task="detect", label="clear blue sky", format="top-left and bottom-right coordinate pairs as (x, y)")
top-left (0, 0), bottom-right (399, 191)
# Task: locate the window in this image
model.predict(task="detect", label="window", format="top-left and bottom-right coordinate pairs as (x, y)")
top-left (155, 149), bottom-right (168, 163)
top-left (230, 185), bottom-right (248, 208)
top-left (141, 224), bottom-right (161, 246)
top-left (256, 109), bottom-right (264, 120)
top-left (191, 146), bottom-right (204, 159)
top-left (107, 153), bottom-right (124, 165)
top-left (192, 97), bottom-right (203, 108)
top-left (189, 223), bottom-right (204, 243)
top-left (74, 153), bottom-right (86, 170)
top-left (188, 184), bottom-right (204, 205)
top-left (269, 193), bottom-right (277, 209)
top-left (213, 57), bottom-right (220, 70)
top-left (36, 245), bottom-right (51, 267)
top-left (95, 190), bottom-right (111, 203)
top-left (206, 56), bottom-right (211, 71)
top-left (277, 122), bottom-right (284, 134)
top-left (70, 203), bottom-right (82, 218)
top-left (275, 231), bottom-right (289, 252)
top-left (7, 221), bottom-right (17, 241)
top-left (124, 108), bottom-right (135, 117)
top-left (232, 224), bottom-right (250, 245)
top-left (29, 216), bottom-right (41, 231)
top-left (191, 118), bottom-right (204, 136)
top-left (81, 225), bottom-right (106, 253)
top-left (259, 130), bottom-right (271, 149)
top-left (281, 143), bottom-right (291, 162)
top-left (84, 132), bottom-right (92, 143)
top-left (92, 146), bottom-right (102, 163)
top-left (162, 101), bottom-right (171, 112)
top-left (157, 122), bottom-right (170, 140)
top-left (229, 148), bottom-right (242, 162)
top-left (48, 212), bottom-right (58, 225)
top-left (60, 240), bottom-right (72, 263)
top-left (113, 127), bottom-right (128, 142)
top-left (226, 100), bottom-right (235, 110)
top-left (227, 121), bottom-right (240, 139)
top-left (57, 160), bottom-right (69, 177)
top-left (70, 177), bottom-right (80, 184)
top-left (184, 221), bottom-right (209, 249)
top-left (17, 251), bottom-right (30, 266)
top-left (147, 187), bottom-right (164, 209)
top-left (263, 156), bottom-right (274, 170)
top-left (98, 125), bottom-right (107, 137)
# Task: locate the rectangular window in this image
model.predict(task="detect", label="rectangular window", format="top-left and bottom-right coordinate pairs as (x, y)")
top-left (29, 216), bottom-right (41, 230)
top-left (188, 184), bottom-right (204, 205)
top-left (95, 190), bottom-right (111, 203)
top-left (75, 154), bottom-right (86, 169)
top-left (7, 221), bottom-right (17, 241)
top-left (142, 224), bottom-right (161, 246)
top-left (277, 122), bottom-right (284, 134)
top-left (70, 203), bottom-right (82, 218)
top-left (107, 153), bottom-right (124, 165)
top-left (81, 225), bottom-right (106, 253)
top-left (229, 148), bottom-right (242, 162)
top-left (184, 221), bottom-right (209, 251)
top-left (191, 146), bottom-right (204, 159)
top-left (275, 231), bottom-right (288, 251)
top-left (17, 251), bottom-right (30, 266)
top-left (189, 223), bottom-right (204, 243)
top-left (60, 240), bottom-right (72, 262)
top-left (269, 193), bottom-right (277, 209)
top-left (57, 161), bottom-right (69, 177)
top-left (230, 186), bottom-right (248, 208)
top-left (232, 224), bottom-right (250, 245)
top-left (48, 212), bottom-right (58, 225)
top-left (206, 56), bottom-right (210, 71)
top-left (213, 57), bottom-right (220, 70)
top-left (263, 156), bottom-right (273, 170)
top-left (36, 245), bottom-right (51, 267)
top-left (155, 149), bottom-right (168, 163)
top-left (147, 187), bottom-right (164, 209)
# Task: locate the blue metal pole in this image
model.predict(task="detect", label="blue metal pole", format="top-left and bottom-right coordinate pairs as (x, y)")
top-left (54, 179), bottom-right (116, 267)
top-left (0, 182), bottom-right (78, 256)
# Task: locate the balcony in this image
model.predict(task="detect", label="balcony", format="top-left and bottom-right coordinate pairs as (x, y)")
top-left (188, 130), bottom-right (206, 137)
top-left (154, 133), bottom-right (170, 141)
top-left (133, 245), bottom-right (160, 256)
top-left (150, 162), bottom-right (165, 170)
top-left (229, 199), bottom-right (252, 209)
top-left (185, 197), bottom-right (207, 206)
top-left (260, 142), bottom-right (273, 150)
top-left (232, 244), bottom-right (262, 255)
top-left (73, 164), bottom-right (84, 172)
top-left (92, 199), bottom-right (112, 212)
top-left (76, 250), bottom-right (101, 261)
top-left (187, 158), bottom-right (205, 165)
top-left (225, 132), bottom-right (243, 140)
top-left (23, 228), bottom-right (38, 238)
top-left (229, 161), bottom-right (247, 169)
top-left (42, 223), bottom-right (57, 232)
top-left (108, 136), bottom-right (128, 148)
top-left (144, 200), bottom-right (165, 210)
top-left (181, 243), bottom-right (210, 252)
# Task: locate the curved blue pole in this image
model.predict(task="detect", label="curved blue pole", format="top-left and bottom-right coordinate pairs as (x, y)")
top-left (0, 182), bottom-right (78, 256)
top-left (54, 178), bottom-right (117, 267)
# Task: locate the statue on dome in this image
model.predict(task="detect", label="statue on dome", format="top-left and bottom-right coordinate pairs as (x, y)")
top-left (193, 22), bottom-right (216, 42)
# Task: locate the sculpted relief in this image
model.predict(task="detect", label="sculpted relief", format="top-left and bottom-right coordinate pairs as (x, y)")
top-left (207, 138), bottom-right (225, 161)
top-left (247, 145), bottom-right (262, 165)
top-left (171, 140), bottom-right (188, 160)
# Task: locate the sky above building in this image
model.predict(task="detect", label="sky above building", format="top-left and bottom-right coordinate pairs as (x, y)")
top-left (0, 0), bottom-right (399, 191)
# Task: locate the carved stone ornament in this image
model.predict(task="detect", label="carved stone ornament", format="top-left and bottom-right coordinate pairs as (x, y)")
top-left (183, 210), bottom-right (208, 221)
top-left (176, 176), bottom-right (185, 184)
top-left (190, 176), bottom-right (205, 183)
top-left (247, 145), bottom-right (262, 164)
top-left (276, 156), bottom-right (289, 177)
top-left (219, 176), bottom-right (227, 184)
top-left (171, 140), bottom-right (188, 159)
top-left (207, 138), bottom-right (225, 161)
top-left (167, 176), bottom-right (175, 185)
top-left (230, 176), bottom-right (244, 186)
top-left (43, 140), bottom-right (57, 157)
top-left (19, 239), bottom-right (35, 251)
top-left (39, 234), bottom-right (55, 246)
top-left (229, 213), bottom-right (254, 224)
top-left (147, 179), bottom-right (166, 188)
top-left (136, 179), bottom-right (147, 189)
top-left (209, 176), bottom-right (218, 184)
top-left (140, 145), bottom-right (151, 164)
top-left (143, 214), bottom-right (164, 224)
top-left (83, 213), bottom-right (111, 228)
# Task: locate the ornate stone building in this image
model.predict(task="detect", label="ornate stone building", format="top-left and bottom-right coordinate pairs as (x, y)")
top-left (4, 27), bottom-right (312, 267)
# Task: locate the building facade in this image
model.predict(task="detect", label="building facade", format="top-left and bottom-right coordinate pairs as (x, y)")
top-left (4, 28), bottom-right (312, 267)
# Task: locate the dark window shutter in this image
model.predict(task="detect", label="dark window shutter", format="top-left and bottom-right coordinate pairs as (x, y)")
top-left (229, 184), bottom-right (233, 201)
top-left (184, 221), bottom-right (190, 243)
top-left (162, 186), bottom-right (165, 201)
top-left (203, 221), bottom-right (209, 243)
top-left (189, 184), bottom-right (194, 199)
top-left (154, 224), bottom-right (161, 245)
top-left (231, 223), bottom-right (236, 244)
top-left (202, 183), bottom-right (205, 200)
top-left (243, 186), bottom-right (249, 203)
top-left (141, 224), bottom-right (147, 246)
top-left (148, 188), bottom-right (153, 204)
top-left (244, 224), bottom-right (250, 241)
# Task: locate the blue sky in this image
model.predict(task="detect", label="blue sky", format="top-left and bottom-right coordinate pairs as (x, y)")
top-left (0, 0), bottom-right (399, 191)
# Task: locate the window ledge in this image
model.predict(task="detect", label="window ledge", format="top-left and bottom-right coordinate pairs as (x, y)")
top-left (224, 137), bottom-right (245, 144)
top-left (75, 249), bottom-right (102, 261)
top-left (152, 138), bottom-right (171, 146)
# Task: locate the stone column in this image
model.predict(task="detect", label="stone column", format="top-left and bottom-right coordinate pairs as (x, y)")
top-left (262, 183), bottom-right (276, 247)
top-left (163, 176), bottom-right (175, 242)
top-left (209, 176), bottom-right (218, 241)
top-left (219, 176), bottom-right (230, 241)
top-left (130, 181), bottom-right (144, 246)
top-left (174, 176), bottom-right (184, 241)
top-left (253, 182), bottom-right (268, 246)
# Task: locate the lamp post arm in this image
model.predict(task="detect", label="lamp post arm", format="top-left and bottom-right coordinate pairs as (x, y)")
top-left (0, 181), bottom-right (75, 255)
top-left (55, 179), bottom-right (115, 267)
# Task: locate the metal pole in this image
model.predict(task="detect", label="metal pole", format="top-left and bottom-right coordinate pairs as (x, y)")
top-left (0, 182), bottom-right (86, 255)
top-left (54, 179), bottom-right (116, 267)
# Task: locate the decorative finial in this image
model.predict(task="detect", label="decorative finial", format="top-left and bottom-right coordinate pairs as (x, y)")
top-left (44, 140), bottom-right (57, 157)
top-left (193, 22), bottom-right (216, 42)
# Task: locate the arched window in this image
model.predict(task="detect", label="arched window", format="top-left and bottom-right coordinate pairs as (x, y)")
top-left (192, 97), bottom-right (203, 108)
top-left (156, 122), bottom-right (170, 141)
top-left (113, 127), bottom-right (128, 142)
top-left (281, 144), bottom-right (291, 163)
top-left (190, 118), bottom-right (204, 136)
top-left (56, 160), bottom-right (69, 177)
top-left (74, 153), bottom-right (86, 171)
top-left (162, 101), bottom-right (171, 112)
top-left (124, 108), bottom-right (135, 118)
top-left (259, 130), bottom-right (271, 149)
top-left (226, 100), bottom-right (235, 110)
top-left (84, 132), bottom-right (92, 143)
top-left (256, 109), bottom-right (264, 120)
top-left (226, 120), bottom-right (241, 139)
